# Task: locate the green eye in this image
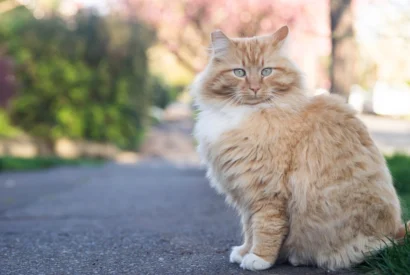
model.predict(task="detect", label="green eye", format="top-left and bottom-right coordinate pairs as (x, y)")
top-left (233, 69), bottom-right (246, 77)
top-left (261, 68), bottom-right (273, 76)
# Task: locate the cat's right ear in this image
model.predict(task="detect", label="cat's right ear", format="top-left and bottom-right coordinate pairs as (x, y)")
top-left (211, 30), bottom-right (231, 57)
top-left (272, 25), bottom-right (290, 53)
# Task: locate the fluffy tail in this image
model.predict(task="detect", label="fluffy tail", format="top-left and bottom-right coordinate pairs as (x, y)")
top-left (395, 221), bottom-right (410, 241)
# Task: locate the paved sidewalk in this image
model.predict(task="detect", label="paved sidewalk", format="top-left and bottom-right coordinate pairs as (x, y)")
top-left (2, 114), bottom-right (407, 275)
top-left (359, 114), bottom-right (410, 155)
top-left (0, 162), bottom-right (356, 275)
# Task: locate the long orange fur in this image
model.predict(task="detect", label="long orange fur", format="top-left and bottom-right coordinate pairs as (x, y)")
top-left (192, 26), bottom-right (404, 271)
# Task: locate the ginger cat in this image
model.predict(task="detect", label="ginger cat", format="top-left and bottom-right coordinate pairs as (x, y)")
top-left (192, 26), bottom-right (405, 271)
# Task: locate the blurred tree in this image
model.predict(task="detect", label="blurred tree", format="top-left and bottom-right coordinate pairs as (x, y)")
top-left (117, 0), bottom-right (330, 79)
top-left (0, 0), bottom-right (19, 108)
top-left (0, 0), bottom-right (21, 14)
top-left (330, 0), bottom-right (357, 100)
top-left (149, 76), bottom-right (182, 109)
top-left (0, 0), bottom-right (64, 17)
top-left (0, 55), bottom-right (15, 108)
top-left (356, 0), bottom-right (410, 86)
top-left (0, 8), bottom-right (154, 149)
top-left (149, 77), bottom-right (172, 109)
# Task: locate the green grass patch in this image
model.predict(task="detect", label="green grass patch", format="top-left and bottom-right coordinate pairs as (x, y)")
top-left (0, 156), bottom-right (104, 172)
top-left (358, 228), bottom-right (410, 275)
top-left (386, 154), bottom-right (410, 195)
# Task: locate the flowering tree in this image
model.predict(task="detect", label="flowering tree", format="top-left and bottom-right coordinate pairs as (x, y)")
top-left (117, 0), bottom-right (330, 88)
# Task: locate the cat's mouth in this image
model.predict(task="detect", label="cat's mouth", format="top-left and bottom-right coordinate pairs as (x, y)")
top-left (241, 96), bottom-right (269, 105)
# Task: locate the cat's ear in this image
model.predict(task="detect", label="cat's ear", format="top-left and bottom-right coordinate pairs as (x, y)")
top-left (272, 25), bottom-right (289, 50)
top-left (211, 30), bottom-right (231, 57)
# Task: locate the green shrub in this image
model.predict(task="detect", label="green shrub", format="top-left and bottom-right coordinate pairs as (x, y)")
top-left (150, 77), bottom-right (171, 109)
top-left (0, 9), bottom-right (154, 150)
top-left (0, 109), bottom-right (22, 138)
top-left (150, 76), bottom-right (182, 109)
top-left (0, 156), bottom-right (102, 172)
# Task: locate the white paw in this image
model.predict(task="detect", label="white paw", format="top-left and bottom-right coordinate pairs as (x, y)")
top-left (288, 255), bottom-right (300, 266)
top-left (240, 253), bottom-right (272, 271)
top-left (229, 246), bottom-right (244, 264)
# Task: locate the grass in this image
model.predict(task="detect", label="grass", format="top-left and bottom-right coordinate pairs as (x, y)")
top-left (0, 156), bottom-right (103, 172)
top-left (386, 154), bottom-right (410, 194)
top-left (356, 154), bottom-right (410, 274)
top-left (361, 241), bottom-right (410, 273)
top-left (359, 231), bottom-right (410, 275)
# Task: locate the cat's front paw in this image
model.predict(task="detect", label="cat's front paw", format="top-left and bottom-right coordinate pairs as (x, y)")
top-left (229, 246), bottom-right (245, 264)
top-left (240, 253), bottom-right (273, 271)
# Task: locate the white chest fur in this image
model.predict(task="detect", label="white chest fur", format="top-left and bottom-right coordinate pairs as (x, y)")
top-left (194, 105), bottom-right (255, 168)
top-left (194, 106), bottom-right (255, 144)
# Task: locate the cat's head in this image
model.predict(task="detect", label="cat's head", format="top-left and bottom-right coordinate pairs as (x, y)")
top-left (192, 26), bottom-right (305, 109)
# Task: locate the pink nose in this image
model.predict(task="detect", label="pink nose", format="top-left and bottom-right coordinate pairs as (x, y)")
top-left (250, 87), bottom-right (260, 94)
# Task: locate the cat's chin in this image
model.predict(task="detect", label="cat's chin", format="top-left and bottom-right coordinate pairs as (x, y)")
top-left (239, 98), bottom-right (270, 106)
top-left (243, 102), bottom-right (272, 108)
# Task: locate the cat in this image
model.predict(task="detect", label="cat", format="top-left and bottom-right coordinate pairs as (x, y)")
top-left (192, 25), bottom-right (406, 271)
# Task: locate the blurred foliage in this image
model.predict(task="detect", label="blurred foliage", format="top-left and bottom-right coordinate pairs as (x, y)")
top-left (147, 45), bottom-right (194, 87)
top-left (0, 109), bottom-right (23, 138)
top-left (0, 156), bottom-right (103, 172)
top-left (149, 76), bottom-right (181, 109)
top-left (0, 8), bottom-right (155, 150)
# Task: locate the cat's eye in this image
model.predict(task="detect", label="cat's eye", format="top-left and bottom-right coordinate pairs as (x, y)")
top-left (233, 69), bottom-right (246, 77)
top-left (261, 68), bottom-right (273, 76)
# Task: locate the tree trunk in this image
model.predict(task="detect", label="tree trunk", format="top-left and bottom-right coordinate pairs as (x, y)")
top-left (330, 0), bottom-right (356, 100)
top-left (0, 56), bottom-right (16, 108)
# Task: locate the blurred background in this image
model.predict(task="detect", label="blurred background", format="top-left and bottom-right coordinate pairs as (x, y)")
top-left (0, 0), bottom-right (409, 168)
top-left (1, 2), bottom-right (410, 273)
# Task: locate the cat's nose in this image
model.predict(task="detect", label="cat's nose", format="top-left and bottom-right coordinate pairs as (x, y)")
top-left (250, 87), bottom-right (260, 94)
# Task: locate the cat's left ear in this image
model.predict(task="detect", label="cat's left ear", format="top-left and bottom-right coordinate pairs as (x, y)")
top-left (211, 30), bottom-right (231, 57)
top-left (272, 25), bottom-right (290, 51)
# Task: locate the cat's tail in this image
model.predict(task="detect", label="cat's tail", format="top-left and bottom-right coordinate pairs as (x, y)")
top-left (394, 221), bottom-right (410, 241)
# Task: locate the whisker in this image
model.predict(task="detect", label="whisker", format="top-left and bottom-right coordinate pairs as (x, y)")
top-left (221, 93), bottom-right (240, 109)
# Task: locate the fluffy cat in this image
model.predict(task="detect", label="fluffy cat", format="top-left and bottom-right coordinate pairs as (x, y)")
top-left (192, 26), bottom-right (406, 271)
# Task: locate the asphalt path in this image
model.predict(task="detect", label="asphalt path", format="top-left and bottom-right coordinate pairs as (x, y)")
top-left (0, 161), bottom-right (357, 275)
